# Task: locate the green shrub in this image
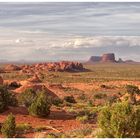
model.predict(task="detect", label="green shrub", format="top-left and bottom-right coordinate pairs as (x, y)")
top-left (76, 115), bottom-right (89, 123)
top-left (0, 85), bottom-right (17, 112)
top-left (97, 102), bottom-right (140, 138)
top-left (94, 92), bottom-right (107, 99)
top-left (52, 98), bottom-right (63, 106)
top-left (18, 88), bottom-right (36, 107)
top-left (8, 81), bottom-right (21, 89)
top-left (100, 84), bottom-right (108, 89)
top-left (126, 85), bottom-right (140, 104)
top-left (77, 93), bottom-right (86, 101)
top-left (16, 123), bottom-right (32, 133)
top-left (105, 95), bottom-right (119, 105)
top-left (34, 126), bottom-right (46, 132)
top-left (87, 100), bottom-right (94, 107)
top-left (66, 126), bottom-right (92, 138)
top-left (1, 113), bottom-right (16, 138)
top-left (28, 90), bottom-right (51, 117)
top-left (64, 96), bottom-right (76, 103)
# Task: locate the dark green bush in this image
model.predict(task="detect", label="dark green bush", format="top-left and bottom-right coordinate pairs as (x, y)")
top-left (97, 102), bottom-right (140, 138)
top-left (18, 88), bottom-right (36, 107)
top-left (64, 96), bottom-right (76, 103)
top-left (8, 81), bottom-right (21, 89)
top-left (1, 113), bottom-right (16, 138)
top-left (77, 93), bottom-right (86, 101)
top-left (52, 98), bottom-right (63, 106)
top-left (28, 90), bottom-right (51, 117)
top-left (0, 85), bottom-right (17, 113)
top-left (94, 92), bottom-right (107, 99)
top-left (126, 85), bottom-right (140, 104)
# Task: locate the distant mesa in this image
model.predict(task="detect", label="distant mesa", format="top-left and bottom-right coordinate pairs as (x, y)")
top-left (87, 53), bottom-right (137, 64)
top-left (101, 53), bottom-right (116, 62)
top-left (87, 53), bottom-right (116, 63)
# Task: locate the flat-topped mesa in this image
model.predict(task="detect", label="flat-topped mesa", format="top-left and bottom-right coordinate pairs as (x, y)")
top-left (89, 56), bottom-right (102, 62)
top-left (101, 53), bottom-right (116, 62)
top-left (87, 53), bottom-right (117, 63)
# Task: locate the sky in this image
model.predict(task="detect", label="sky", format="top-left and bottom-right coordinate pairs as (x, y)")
top-left (0, 2), bottom-right (140, 62)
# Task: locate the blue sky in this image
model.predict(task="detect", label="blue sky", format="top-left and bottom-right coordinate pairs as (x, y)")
top-left (0, 2), bottom-right (140, 61)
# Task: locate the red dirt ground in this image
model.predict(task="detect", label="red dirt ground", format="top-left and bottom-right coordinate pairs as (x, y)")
top-left (0, 106), bottom-right (94, 138)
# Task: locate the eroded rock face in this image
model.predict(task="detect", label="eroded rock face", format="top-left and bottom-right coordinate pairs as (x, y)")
top-left (101, 53), bottom-right (116, 62)
top-left (21, 61), bottom-right (85, 73)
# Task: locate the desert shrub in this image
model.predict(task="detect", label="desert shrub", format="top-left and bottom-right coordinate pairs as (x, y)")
top-left (52, 98), bottom-right (63, 106)
top-left (16, 123), bottom-right (32, 134)
top-left (77, 109), bottom-right (90, 116)
top-left (1, 113), bottom-right (16, 138)
top-left (76, 115), bottom-right (89, 123)
top-left (65, 126), bottom-right (92, 138)
top-left (126, 85), bottom-right (140, 95)
top-left (93, 92), bottom-right (107, 99)
top-left (105, 95), bottom-right (119, 105)
top-left (100, 84), bottom-right (108, 89)
top-left (8, 81), bottom-right (21, 89)
top-left (0, 85), bottom-right (17, 112)
top-left (28, 90), bottom-right (51, 117)
top-left (126, 85), bottom-right (140, 104)
top-left (87, 100), bottom-right (94, 107)
top-left (64, 95), bottom-right (76, 103)
top-left (97, 102), bottom-right (140, 138)
top-left (34, 126), bottom-right (46, 132)
top-left (18, 88), bottom-right (36, 107)
top-left (77, 93), bottom-right (86, 101)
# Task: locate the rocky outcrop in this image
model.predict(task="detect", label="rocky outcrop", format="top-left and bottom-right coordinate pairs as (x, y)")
top-left (101, 53), bottom-right (116, 62)
top-left (4, 64), bottom-right (21, 71)
top-left (21, 61), bottom-right (85, 73)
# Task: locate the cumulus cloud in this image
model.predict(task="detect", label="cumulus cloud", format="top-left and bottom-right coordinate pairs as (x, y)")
top-left (0, 3), bottom-right (139, 61)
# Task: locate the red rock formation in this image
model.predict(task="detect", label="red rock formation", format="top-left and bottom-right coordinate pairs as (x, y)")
top-left (20, 61), bottom-right (85, 72)
top-left (87, 53), bottom-right (116, 63)
top-left (4, 64), bottom-right (21, 71)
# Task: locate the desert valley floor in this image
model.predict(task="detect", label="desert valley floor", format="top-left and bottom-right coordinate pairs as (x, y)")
top-left (0, 63), bottom-right (140, 138)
